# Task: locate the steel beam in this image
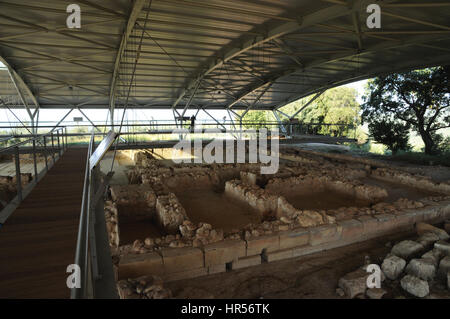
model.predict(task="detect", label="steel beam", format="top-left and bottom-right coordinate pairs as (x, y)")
top-left (272, 109), bottom-right (288, 135)
top-left (232, 32), bottom-right (450, 112)
top-left (109, 0), bottom-right (147, 126)
top-left (226, 81), bottom-right (275, 110)
top-left (272, 39), bottom-right (304, 66)
top-left (180, 80), bottom-right (201, 117)
top-left (201, 108), bottom-right (227, 131)
top-left (50, 109), bottom-right (74, 133)
top-left (0, 55), bottom-right (40, 114)
top-left (77, 108), bottom-right (103, 133)
top-left (288, 90), bottom-right (325, 119)
top-left (240, 82), bottom-right (274, 118)
top-left (171, 2), bottom-right (359, 109)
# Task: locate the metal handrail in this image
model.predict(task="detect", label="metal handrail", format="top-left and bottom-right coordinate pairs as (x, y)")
top-left (0, 127), bottom-right (65, 153)
top-left (72, 130), bottom-right (95, 299)
top-left (0, 126), bottom-right (67, 221)
top-left (71, 130), bottom-right (118, 299)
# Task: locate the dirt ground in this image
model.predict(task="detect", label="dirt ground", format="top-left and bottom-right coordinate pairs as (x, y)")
top-left (175, 189), bottom-right (262, 232)
top-left (166, 231), bottom-right (426, 299)
top-left (286, 143), bottom-right (450, 184)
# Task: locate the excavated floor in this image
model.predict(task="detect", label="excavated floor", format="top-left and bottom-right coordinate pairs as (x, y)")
top-left (360, 177), bottom-right (440, 203)
top-left (175, 188), bottom-right (262, 232)
top-left (272, 188), bottom-right (370, 210)
top-left (119, 220), bottom-right (166, 245)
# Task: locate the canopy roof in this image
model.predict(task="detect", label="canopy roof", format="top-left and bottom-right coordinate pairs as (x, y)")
top-left (0, 0), bottom-right (449, 114)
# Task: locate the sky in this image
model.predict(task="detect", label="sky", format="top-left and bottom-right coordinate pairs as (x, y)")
top-left (0, 57), bottom-right (368, 127)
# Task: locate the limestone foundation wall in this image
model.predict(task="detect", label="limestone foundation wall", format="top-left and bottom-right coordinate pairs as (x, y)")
top-left (104, 149), bottom-right (450, 297)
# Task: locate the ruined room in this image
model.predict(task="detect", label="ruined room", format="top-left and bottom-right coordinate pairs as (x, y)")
top-left (0, 0), bottom-right (449, 302)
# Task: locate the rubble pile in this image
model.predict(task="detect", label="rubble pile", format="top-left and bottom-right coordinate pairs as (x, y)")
top-left (156, 193), bottom-right (188, 233)
top-left (116, 221), bottom-right (228, 255)
top-left (337, 222), bottom-right (450, 299)
top-left (0, 173), bottom-right (32, 209)
top-left (117, 275), bottom-right (172, 299)
top-left (104, 201), bottom-right (119, 247)
top-left (277, 196), bottom-right (335, 227)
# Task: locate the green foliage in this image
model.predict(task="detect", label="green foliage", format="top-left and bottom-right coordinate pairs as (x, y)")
top-left (237, 87), bottom-right (361, 137)
top-left (282, 87), bottom-right (360, 137)
top-left (362, 66), bottom-right (450, 155)
top-left (237, 110), bottom-right (273, 129)
top-left (368, 119), bottom-right (411, 154)
top-left (438, 136), bottom-right (450, 153)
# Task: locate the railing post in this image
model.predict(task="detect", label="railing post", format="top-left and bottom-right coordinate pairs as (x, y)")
top-left (32, 139), bottom-right (38, 184)
top-left (43, 136), bottom-right (48, 172)
top-left (57, 130), bottom-right (61, 157)
top-left (14, 146), bottom-right (22, 202)
top-left (60, 128), bottom-right (64, 151)
top-left (51, 133), bottom-right (55, 164)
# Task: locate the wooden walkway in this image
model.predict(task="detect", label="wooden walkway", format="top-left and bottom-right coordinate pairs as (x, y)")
top-left (0, 148), bottom-right (86, 298)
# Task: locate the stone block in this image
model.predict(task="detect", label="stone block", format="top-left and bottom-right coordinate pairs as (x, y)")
top-left (434, 240), bottom-right (450, 256)
top-left (208, 263), bottom-right (226, 275)
top-left (118, 252), bottom-right (164, 280)
top-left (381, 255), bottom-right (406, 280)
top-left (374, 213), bottom-right (397, 234)
top-left (416, 222), bottom-right (449, 240)
top-left (405, 258), bottom-right (436, 281)
top-left (161, 247), bottom-right (204, 273)
top-left (338, 219), bottom-right (363, 241)
top-left (266, 248), bottom-right (293, 263)
top-left (421, 249), bottom-right (443, 267)
top-left (246, 234), bottom-right (279, 256)
top-left (309, 224), bottom-right (342, 246)
top-left (422, 207), bottom-right (442, 223)
top-left (393, 211), bottom-right (417, 230)
top-left (278, 228), bottom-right (310, 250)
top-left (417, 232), bottom-right (441, 249)
top-left (399, 209), bottom-right (424, 224)
top-left (163, 267), bottom-right (208, 282)
top-left (438, 256), bottom-right (450, 279)
top-left (400, 275), bottom-right (429, 298)
top-left (356, 215), bottom-right (379, 238)
top-left (232, 255), bottom-right (261, 270)
top-left (391, 240), bottom-right (425, 260)
top-left (203, 239), bottom-right (246, 267)
top-left (338, 268), bottom-right (368, 299)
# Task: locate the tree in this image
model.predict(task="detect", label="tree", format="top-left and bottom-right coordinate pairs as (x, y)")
top-left (237, 87), bottom-right (361, 137)
top-left (237, 110), bottom-right (271, 129)
top-left (368, 119), bottom-right (411, 154)
top-left (362, 66), bottom-right (450, 154)
top-left (283, 87), bottom-right (360, 137)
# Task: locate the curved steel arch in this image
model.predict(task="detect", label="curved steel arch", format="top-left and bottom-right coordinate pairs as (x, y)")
top-left (170, 1), bottom-right (364, 109)
top-left (0, 55), bottom-right (40, 111)
top-left (109, 0), bottom-right (147, 124)
top-left (223, 32), bottom-right (450, 114)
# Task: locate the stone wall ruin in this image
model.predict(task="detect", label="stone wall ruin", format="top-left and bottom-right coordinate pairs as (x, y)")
top-left (104, 148), bottom-right (450, 299)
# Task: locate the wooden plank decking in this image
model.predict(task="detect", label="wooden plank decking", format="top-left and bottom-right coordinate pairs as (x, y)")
top-left (0, 148), bottom-right (86, 298)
